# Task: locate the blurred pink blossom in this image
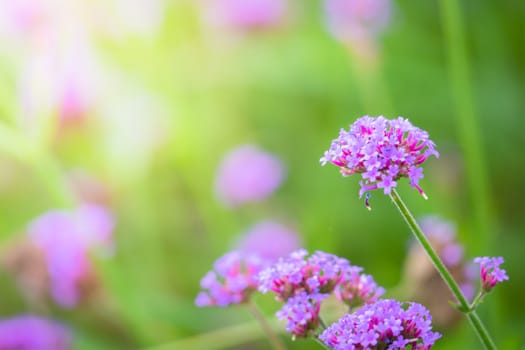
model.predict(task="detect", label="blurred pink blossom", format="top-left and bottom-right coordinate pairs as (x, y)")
top-left (203, 0), bottom-right (288, 31)
top-left (324, 0), bottom-right (391, 54)
top-left (28, 204), bottom-right (114, 308)
top-left (236, 220), bottom-right (301, 261)
top-left (214, 145), bottom-right (285, 207)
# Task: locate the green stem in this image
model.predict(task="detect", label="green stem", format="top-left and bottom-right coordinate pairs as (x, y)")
top-left (389, 188), bottom-right (496, 350)
top-left (247, 301), bottom-right (287, 350)
top-left (318, 316), bottom-right (328, 331)
top-left (141, 318), bottom-right (281, 350)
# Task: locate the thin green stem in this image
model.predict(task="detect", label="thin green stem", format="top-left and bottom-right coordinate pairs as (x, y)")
top-left (318, 316), bottom-right (328, 331)
top-left (389, 188), bottom-right (496, 350)
top-left (247, 301), bottom-right (287, 350)
top-left (142, 319), bottom-right (278, 350)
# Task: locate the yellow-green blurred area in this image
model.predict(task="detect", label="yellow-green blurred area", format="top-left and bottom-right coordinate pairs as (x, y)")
top-left (0, 0), bottom-right (524, 349)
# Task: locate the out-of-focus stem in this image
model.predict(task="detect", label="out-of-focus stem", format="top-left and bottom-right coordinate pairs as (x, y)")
top-left (247, 301), bottom-right (287, 350)
top-left (389, 188), bottom-right (496, 350)
top-left (439, 0), bottom-right (492, 253)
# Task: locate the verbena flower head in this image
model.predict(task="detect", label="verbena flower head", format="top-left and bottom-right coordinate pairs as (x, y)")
top-left (319, 299), bottom-right (441, 349)
top-left (214, 144), bottom-right (285, 207)
top-left (258, 250), bottom-right (350, 301)
top-left (236, 220), bottom-right (302, 262)
top-left (27, 204), bottom-right (114, 308)
top-left (0, 315), bottom-right (72, 350)
top-left (336, 265), bottom-right (385, 309)
top-left (473, 256), bottom-right (509, 293)
top-left (195, 251), bottom-right (265, 307)
top-left (276, 291), bottom-right (328, 339)
top-left (321, 116), bottom-right (439, 199)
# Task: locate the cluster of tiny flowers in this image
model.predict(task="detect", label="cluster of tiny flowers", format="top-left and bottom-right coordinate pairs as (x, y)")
top-left (0, 315), bottom-right (72, 350)
top-left (473, 256), bottom-right (509, 293)
top-left (275, 291), bottom-right (328, 339)
top-left (195, 251), bottom-right (266, 307)
top-left (257, 249), bottom-right (350, 300)
top-left (336, 265), bottom-right (385, 309)
top-left (258, 250), bottom-right (385, 338)
top-left (319, 299), bottom-right (441, 350)
top-left (320, 116), bottom-right (439, 198)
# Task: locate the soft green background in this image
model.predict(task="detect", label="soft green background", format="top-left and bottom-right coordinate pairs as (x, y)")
top-left (0, 1), bottom-right (523, 349)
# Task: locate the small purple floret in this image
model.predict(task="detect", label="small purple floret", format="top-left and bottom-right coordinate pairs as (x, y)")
top-left (319, 299), bottom-right (441, 349)
top-left (473, 256), bottom-right (509, 293)
top-left (321, 116), bottom-right (439, 199)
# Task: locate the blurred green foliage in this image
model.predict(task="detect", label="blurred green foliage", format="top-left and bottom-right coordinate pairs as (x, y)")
top-left (0, 1), bottom-right (524, 349)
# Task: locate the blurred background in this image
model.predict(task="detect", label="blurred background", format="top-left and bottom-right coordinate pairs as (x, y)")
top-left (0, 0), bottom-right (523, 349)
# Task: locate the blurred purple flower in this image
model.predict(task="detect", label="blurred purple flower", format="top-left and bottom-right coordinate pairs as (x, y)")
top-left (236, 220), bottom-right (301, 261)
top-left (27, 204), bottom-right (114, 308)
top-left (257, 249), bottom-right (350, 301)
top-left (324, 0), bottom-right (391, 44)
top-left (276, 291), bottom-right (327, 339)
top-left (336, 265), bottom-right (385, 309)
top-left (419, 216), bottom-right (463, 267)
top-left (0, 315), bottom-right (71, 350)
top-left (204, 0), bottom-right (288, 31)
top-left (195, 251), bottom-right (265, 307)
top-left (214, 145), bottom-right (285, 207)
top-left (473, 256), bottom-right (509, 293)
top-left (319, 299), bottom-right (441, 349)
top-left (321, 116), bottom-right (438, 199)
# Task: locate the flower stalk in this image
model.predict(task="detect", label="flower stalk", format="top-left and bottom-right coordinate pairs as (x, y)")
top-left (247, 301), bottom-right (287, 350)
top-left (389, 188), bottom-right (497, 350)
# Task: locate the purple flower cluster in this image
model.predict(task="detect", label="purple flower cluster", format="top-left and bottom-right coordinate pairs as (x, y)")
top-left (336, 265), bottom-right (385, 309)
top-left (258, 250), bottom-right (385, 338)
top-left (276, 291), bottom-right (328, 339)
top-left (321, 116), bottom-right (439, 198)
top-left (257, 249), bottom-right (350, 300)
top-left (0, 315), bottom-right (72, 350)
top-left (319, 299), bottom-right (441, 349)
top-left (195, 251), bottom-right (265, 307)
top-left (473, 256), bottom-right (509, 293)
top-left (27, 204), bottom-right (114, 308)
top-left (214, 145), bottom-right (285, 207)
